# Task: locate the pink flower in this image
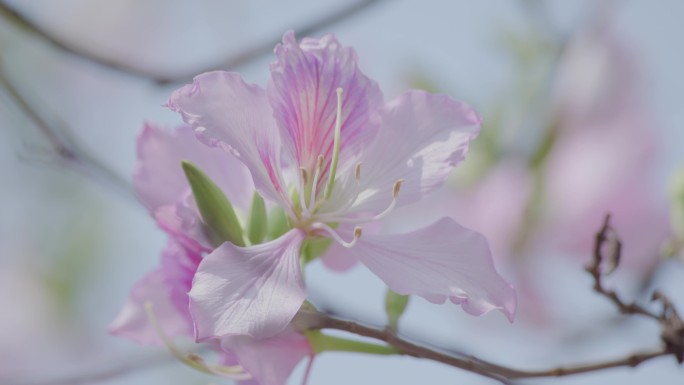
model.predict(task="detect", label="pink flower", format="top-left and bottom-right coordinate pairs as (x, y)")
top-left (111, 124), bottom-right (312, 385)
top-left (544, 17), bottom-right (669, 271)
top-left (167, 31), bottom-right (516, 341)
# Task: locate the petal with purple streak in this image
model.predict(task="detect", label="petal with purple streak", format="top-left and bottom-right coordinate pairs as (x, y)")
top-left (109, 240), bottom-right (200, 344)
top-left (268, 31), bottom-right (382, 177)
top-left (167, 72), bottom-right (290, 209)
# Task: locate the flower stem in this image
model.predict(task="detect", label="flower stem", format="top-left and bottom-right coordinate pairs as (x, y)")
top-left (306, 330), bottom-right (398, 356)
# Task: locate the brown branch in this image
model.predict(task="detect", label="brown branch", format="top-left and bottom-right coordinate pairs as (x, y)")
top-left (302, 311), bottom-right (670, 383)
top-left (0, 0), bottom-right (386, 85)
top-left (586, 214), bottom-right (661, 320)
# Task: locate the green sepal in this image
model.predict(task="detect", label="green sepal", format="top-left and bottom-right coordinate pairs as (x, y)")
top-left (181, 160), bottom-right (244, 247)
top-left (247, 192), bottom-right (267, 245)
top-left (267, 206), bottom-right (291, 240)
top-left (301, 236), bottom-right (333, 265)
top-left (385, 289), bottom-right (410, 332)
top-left (305, 330), bottom-right (398, 356)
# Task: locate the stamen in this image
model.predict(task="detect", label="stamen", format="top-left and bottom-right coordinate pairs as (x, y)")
top-left (392, 178), bottom-right (404, 198)
top-left (324, 88), bottom-right (344, 200)
top-left (300, 168), bottom-right (309, 186)
top-left (311, 222), bottom-right (361, 248)
top-left (355, 162), bottom-right (363, 181)
top-left (299, 168), bottom-right (310, 217)
top-left (315, 179), bottom-right (404, 224)
top-left (307, 155), bottom-right (325, 213)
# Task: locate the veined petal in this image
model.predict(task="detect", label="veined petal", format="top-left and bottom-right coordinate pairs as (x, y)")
top-left (224, 328), bottom-right (312, 385)
top-left (109, 241), bottom-right (200, 344)
top-left (347, 218), bottom-right (516, 321)
top-left (350, 91), bottom-right (480, 214)
top-left (189, 229), bottom-right (307, 340)
top-left (167, 71), bottom-right (290, 209)
top-left (268, 31), bottom-right (382, 175)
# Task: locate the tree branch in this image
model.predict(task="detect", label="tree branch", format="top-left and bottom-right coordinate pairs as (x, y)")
top-left (302, 311), bottom-right (669, 383)
top-left (0, 68), bottom-right (135, 199)
top-left (297, 214), bottom-right (683, 382)
top-left (0, 0), bottom-right (385, 85)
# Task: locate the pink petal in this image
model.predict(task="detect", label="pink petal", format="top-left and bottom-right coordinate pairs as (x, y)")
top-left (349, 218), bottom-right (516, 321)
top-left (268, 31), bottom-right (382, 175)
top-left (189, 229), bottom-right (307, 340)
top-left (167, 71), bottom-right (290, 208)
top-left (109, 241), bottom-right (200, 344)
top-left (134, 123), bottom-right (252, 214)
top-left (320, 240), bottom-right (359, 272)
top-left (224, 328), bottom-right (312, 385)
top-left (350, 91), bottom-right (480, 214)
top-left (135, 124), bottom-right (253, 249)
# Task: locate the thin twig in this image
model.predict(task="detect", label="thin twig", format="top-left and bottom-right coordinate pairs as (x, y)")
top-left (0, 0), bottom-right (386, 85)
top-left (5, 352), bottom-right (173, 385)
top-left (585, 215), bottom-right (662, 320)
top-left (0, 68), bottom-right (135, 199)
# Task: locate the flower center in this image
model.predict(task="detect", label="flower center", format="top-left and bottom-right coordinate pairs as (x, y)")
top-left (291, 87), bottom-right (404, 248)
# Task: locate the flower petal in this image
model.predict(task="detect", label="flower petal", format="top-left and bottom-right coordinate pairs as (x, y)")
top-left (135, 124), bottom-right (253, 249)
top-left (349, 91), bottom-right (480, 214)
top-left (135, 123), bottom-right (252, 214)
top-left (167, 71), bottom-right (290, 208)
top-left (189, 229), bottom-right (307, 340)
top-left (346, 217), bottom-right (516, 321)
top-left (224, 328), bottom-right (312, 385)
top-left (268, 31), bottom-right (382, 175)
top-left (109, 241), bottom-right (200, 344)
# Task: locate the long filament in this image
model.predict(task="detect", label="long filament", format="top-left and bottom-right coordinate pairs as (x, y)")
top-left (324, 88), bottom-right (344, 200)
top-left (311, 222), bottom-right (361, 248)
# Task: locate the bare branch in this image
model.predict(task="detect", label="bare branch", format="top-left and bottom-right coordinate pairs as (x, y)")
top-left (303, 310), bottom-right (670, 382)
top-left (0, 68), bottom-right (135, 199)
top-left (0, 0), bottom-right (386, 85)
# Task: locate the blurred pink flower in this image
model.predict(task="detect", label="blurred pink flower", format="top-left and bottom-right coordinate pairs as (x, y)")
top-left (544, 17), bottom-right (669, 271)
top-left (167, 31), bottom-right (516, 341)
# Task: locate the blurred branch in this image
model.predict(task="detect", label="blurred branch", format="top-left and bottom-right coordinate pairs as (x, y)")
top-left (6, 352), bottom-right (173, 385)
top-left (0, 68), bottom-right (135, 199)
top-left (0, 0), bottom-right (385, 85)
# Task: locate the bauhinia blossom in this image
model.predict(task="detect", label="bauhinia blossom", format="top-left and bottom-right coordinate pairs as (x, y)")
top-left (110, 124), bottom-right (313, 385)
top-left (165, 31), bottom-right (516, 341)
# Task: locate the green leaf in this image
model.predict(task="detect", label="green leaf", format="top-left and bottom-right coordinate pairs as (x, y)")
top-left (181, 160), bottom-right (244, 247)
top-left (247, 192), bottom-right (267, 245)
top-left (385, 289), bottom-right (410, 332)
top-left (267, 206), bottom-right (290, 240)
